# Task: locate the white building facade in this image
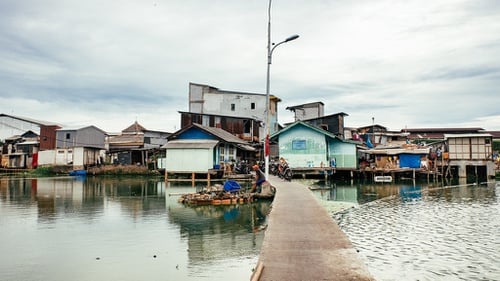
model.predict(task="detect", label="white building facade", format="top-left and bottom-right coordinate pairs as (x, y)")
top-left (188, 82), bottom-right (281, 137)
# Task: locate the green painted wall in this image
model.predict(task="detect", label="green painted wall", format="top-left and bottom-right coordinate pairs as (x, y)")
top-left (278, 124), bottom-right (358, 168)
top-left (279, 126), bottom-right (327, 168)
top-left (328, 139), bottom-right (358, 168)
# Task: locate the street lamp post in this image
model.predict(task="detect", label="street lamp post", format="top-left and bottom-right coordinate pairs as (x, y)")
top-left (264, 0), bottom-right (299, 179)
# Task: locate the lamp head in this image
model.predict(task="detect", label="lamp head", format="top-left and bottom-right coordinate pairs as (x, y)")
top-left (285, 34), bottom-right (299, 42)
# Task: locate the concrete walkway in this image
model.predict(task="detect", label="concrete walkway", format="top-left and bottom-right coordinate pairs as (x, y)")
top-left (252, 176), bottom-right (375, 281)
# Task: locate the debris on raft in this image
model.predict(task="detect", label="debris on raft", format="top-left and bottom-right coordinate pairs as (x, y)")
top-left (177, 183), bottom-right (254, 205)
top-left (177, 180), bottom-right (275, 205)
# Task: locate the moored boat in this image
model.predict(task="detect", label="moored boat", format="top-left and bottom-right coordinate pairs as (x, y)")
top-left (69, 170), bottom-right (87, 176)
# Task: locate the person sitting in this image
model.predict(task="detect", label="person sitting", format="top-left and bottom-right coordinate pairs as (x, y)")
top-left (278, 157), bottom-right (287, 175)
top-left (251, 164), bottom-right (266, 193)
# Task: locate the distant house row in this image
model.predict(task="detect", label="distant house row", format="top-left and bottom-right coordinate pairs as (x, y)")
top-left (2, 82), bottom-right (499, 178)
top-left (0, 114), bottom-right (170, 170)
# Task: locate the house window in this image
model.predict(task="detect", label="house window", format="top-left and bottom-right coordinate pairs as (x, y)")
top-left (231, 104), bottom-right (235, 111)
top-left (66, 133), bottom-right (71, 139)
top-left (244, 120), bottom-right (251, 134)
top-left (219, 146), bottom-right (225, 162)
top-left (292, 140), bottom-right (306, 150)
top-left (215, 116), bottom-right (221, 128)
top-left (202, 115), bottom-right (210, 126)
top-left (228, 145), bottom-right (235, 161)
top-left (251, 102), bottom-right (255, 110)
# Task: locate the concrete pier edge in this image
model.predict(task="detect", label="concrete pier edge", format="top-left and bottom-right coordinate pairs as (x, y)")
top-left (252, 176), bottom-right (375, 281)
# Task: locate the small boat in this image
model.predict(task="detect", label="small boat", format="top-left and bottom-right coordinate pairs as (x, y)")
top-left (69, 170), bottom-right (87, 176)
top-left (374, 175), bottom-right (392, 183)
top-left (252, 182), bottom-right (276, 200)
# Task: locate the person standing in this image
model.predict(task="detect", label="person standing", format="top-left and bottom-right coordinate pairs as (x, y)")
top-left (251, 164), bottom-right (266, 193)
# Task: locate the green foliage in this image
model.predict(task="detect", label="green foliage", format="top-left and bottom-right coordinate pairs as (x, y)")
top-left (493, 140), bottom-right (500, 152)
top-left (88, 165), bottom-right (161, 176)
top-left (31, 166), bottom-right (57, 176)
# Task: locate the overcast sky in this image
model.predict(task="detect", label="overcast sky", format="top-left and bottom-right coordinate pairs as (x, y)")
top-left (1, 0), bottom-right (500, 135)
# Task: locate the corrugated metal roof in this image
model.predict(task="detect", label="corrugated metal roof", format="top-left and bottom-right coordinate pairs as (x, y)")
top-left (0, 113), bottom-right (60, 126)
top-left (404, 127), bottom-right (484, 133)
top-left (169, 123), bottom-right (250, 145)
top-left (193, 124), bottom-right (248, 144)
top-left (271, 121), bottom-right (339, 140)
top-left (444, 133), bottom-right (492, 139)
top-left (108, 134), bottom-right (144, 144)
top-left (56, 125), bottom-right (107, 134)
top-left (16, 141), bottom-right (39, 145)
top-left (178, 111), bottom-right (260, 121)
top-left (485, 131), bottom-right (500, 138)
top-left (236, 144), bottom-right (256, 151)
top-left (122, 121), bottom-right (147, 133)
top-left (359, 147), bottom-right (430, 155)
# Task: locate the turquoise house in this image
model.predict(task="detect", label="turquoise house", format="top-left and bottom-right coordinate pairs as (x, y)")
top-left (270, 121), bottom-right (360, 169)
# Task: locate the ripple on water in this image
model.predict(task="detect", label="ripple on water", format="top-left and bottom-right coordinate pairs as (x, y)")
top-left (336, 184), bottom-right (500, 281)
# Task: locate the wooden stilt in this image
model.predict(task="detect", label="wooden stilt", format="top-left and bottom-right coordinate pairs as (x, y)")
top-left (192, 172), bottom-right (195, 187)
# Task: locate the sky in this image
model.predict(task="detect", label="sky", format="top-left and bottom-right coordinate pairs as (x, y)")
top-left (1, 0), bottom-right (500, 136)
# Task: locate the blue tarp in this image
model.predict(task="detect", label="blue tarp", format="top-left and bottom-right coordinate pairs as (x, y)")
top-left (399, 154), bottom-right (421, 168)
top-left (366, 135), bottom-right (373, 148)
top-left (223, 180), bottom-right (241, 192)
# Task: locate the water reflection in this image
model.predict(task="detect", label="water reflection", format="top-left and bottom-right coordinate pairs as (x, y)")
top-left (304, 178), bottom-right (500, 281)
top-left (169, 203), bottom-right (270, 265)
top-left (0, 176), bottom-right (269, 281)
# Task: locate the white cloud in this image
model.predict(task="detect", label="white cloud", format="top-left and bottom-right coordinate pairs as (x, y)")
top-left (1, 0), bottom-right (500, 139)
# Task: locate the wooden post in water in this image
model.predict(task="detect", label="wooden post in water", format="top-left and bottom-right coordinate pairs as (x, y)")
top-left (191, 172), bottom-right (195, 187)
top-left (475, 165), bottom-right (478, 182)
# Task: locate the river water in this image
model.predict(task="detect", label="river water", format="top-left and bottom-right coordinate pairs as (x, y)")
top-left (305, 178), bottom-right (500, 281)
top-left (0, 176), bottom-right (269, 281)
top-left (1, 176), bottom-right (499, 281)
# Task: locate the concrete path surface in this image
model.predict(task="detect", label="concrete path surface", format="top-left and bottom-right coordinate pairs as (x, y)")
top-left (252, 176), bottom-right (375, 281)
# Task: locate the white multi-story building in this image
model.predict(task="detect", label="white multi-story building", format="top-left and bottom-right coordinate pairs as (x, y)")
top-left (185, 82), bottom-right (281, 140)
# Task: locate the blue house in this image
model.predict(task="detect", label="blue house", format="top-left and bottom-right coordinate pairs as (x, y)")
top-left (164, 123), bottom-right (256, 173)
top-left (270, 121), bottom-right (361, 169)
